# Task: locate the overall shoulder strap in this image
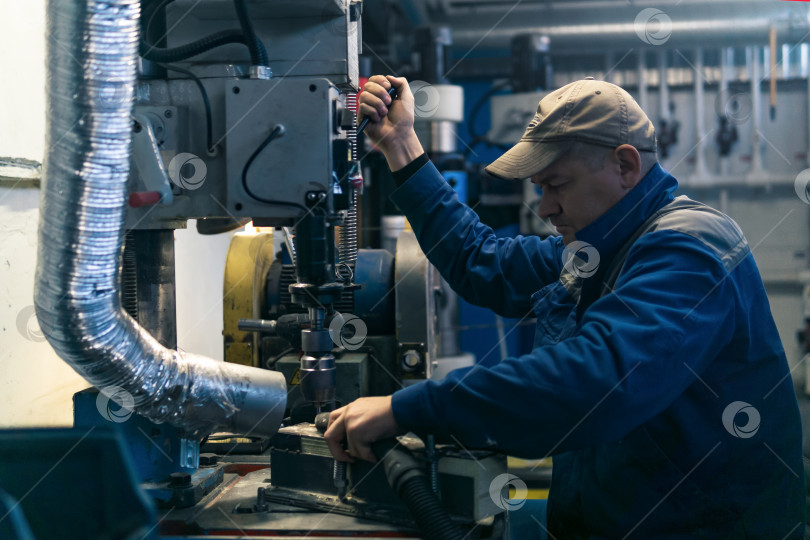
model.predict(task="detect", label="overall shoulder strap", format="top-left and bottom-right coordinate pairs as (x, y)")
top-left (599, 196), bottom-right (716, 297)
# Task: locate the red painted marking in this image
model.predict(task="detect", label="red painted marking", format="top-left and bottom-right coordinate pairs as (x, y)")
top-left (223, 462), bottom-right (270, 476)
top-left (128, 191), bottom-right (161, 207)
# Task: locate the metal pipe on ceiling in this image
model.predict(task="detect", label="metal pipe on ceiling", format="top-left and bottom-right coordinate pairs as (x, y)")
top-left (447, 1), bottom-right (810, 53)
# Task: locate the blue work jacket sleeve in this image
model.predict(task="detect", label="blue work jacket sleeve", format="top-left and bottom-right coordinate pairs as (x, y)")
top-left (391, 229), bottom-right (736, 457)
top-left (390, 161), bottom-right (565, 319)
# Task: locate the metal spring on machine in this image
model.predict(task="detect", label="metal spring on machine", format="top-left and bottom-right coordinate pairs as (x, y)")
top-left (282, 226), bottom-right (296, 264)
top-left (336, 186), bottom-right (358, 282)
top-left (336, 93), bottom-right (360, 283)
top-left (346, 93), bottom-right (358, 161)
top-left (122, 231), bottom-right (139, 321)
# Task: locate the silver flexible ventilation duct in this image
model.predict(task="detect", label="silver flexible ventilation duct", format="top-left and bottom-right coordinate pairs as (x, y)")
top-left (35, 0), bottom-right (286, 439)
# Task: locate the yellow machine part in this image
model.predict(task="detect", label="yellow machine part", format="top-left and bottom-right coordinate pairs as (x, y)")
top-left (222, 229), bottom-right (275, 367)
top-left (508, 456), bottom-right (551, 500)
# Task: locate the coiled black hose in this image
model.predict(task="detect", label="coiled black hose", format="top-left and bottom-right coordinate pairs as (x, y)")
top-left (139, 0), bottom-right (268, 65)
top-left (311, 415), bottom-right (466, 540)
top-left (140, 29), bottom-right (266, 64)
top-left (233, 0), bottom-right (270, 67)
top-left (372, 440), bottom-right (465, 540)
top-left (399, 476), bottom-right (466, 540)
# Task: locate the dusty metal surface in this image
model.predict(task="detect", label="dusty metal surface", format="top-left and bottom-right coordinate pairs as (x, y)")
top-left (161, 468), bottom-right (421, 537)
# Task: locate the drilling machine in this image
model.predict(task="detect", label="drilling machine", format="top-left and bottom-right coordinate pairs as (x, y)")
top-left (0, 1), bottom-right (509, 538)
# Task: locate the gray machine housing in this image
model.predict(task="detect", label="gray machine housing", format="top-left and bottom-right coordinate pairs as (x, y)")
top-left (127, 0), bottom-right (360, 229)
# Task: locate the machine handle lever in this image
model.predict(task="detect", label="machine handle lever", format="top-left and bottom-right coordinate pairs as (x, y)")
top-left (314, 412), bottom-right (331, 433)
top-left (238, 318), bottom-right (278, 334)
top-left (356, 86), bottom-right (397, 136)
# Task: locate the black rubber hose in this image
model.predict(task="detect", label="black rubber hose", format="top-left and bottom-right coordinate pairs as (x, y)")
top-left (233, 0), bottom-right (269, 67)
top-left (372, 440), bottom-right (465, 540)
top-left (140, 29), bottom-right (259, 63)
top-left (157, 62), bottom-right (215, 153)
top-left (242, 125), bottom-right (309, 212)
top-left (464, 80), bottom-right (513, 157)
top-left (467, 80), bottom-right (511, 142)
top-left (308, 423), bottom-right (467, 540)
top-left (399, 476), bottom-right (465, 540)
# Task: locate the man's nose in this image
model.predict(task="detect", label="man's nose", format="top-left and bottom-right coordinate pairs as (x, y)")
top-left (536, 193), bottom-right (559, 219)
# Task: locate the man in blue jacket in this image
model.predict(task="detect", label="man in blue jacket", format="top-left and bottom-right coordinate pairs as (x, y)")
top-left (324, 75), bottom-right (805, 538)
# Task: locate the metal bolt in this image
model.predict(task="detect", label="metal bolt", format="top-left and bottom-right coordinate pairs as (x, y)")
top-left (253, 487), bottom-right (269, 512)
top-left (164, 109), bottom-right (173, 118)
top-left (402, 350), bottom-right (421, 371)
top-left (199, 453), bottom-right (219, 466)
top-left (169, 471), bottom-right (192, 487)
top-left (333, 460), bottom-right (347, 499)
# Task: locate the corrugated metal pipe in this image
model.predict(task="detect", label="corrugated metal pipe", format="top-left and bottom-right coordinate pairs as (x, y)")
top-left (35, 0), bottom-right (286, 439)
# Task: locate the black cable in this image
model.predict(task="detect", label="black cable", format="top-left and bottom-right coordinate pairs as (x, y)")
top-left (140, 0), bottom-right (268, 65)
top-left (467, 80), bottom-right (511, 141)
top-left (464, 80), bottom-right (513, 157)
top-left (140, 0), bottom-right (174, 76)
top-left (233, 0), bottom-right (269, 67)
top-left (372, 440), bottom-right (465, 540)
top-left (156, 62), bottom-right (215, 154)
top-left (265, 347), bottom-right (296, 369)
top-left (143, 0), bottom-right (175, 38)
top-left (241, 126), bottom-right (308, 211)
top-left (140, 29), bottom-right (257, 63)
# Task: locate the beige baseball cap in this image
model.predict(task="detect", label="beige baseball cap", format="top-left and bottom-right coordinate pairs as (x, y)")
top-left (485, 78), bottom-right (657, 180)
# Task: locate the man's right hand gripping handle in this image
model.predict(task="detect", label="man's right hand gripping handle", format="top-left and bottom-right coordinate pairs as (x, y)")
top-left (358, 75), bottom-right (425, 171)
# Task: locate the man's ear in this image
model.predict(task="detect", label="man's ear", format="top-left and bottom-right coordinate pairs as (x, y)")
top-left (614, 145), bottom-right (643, 189)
